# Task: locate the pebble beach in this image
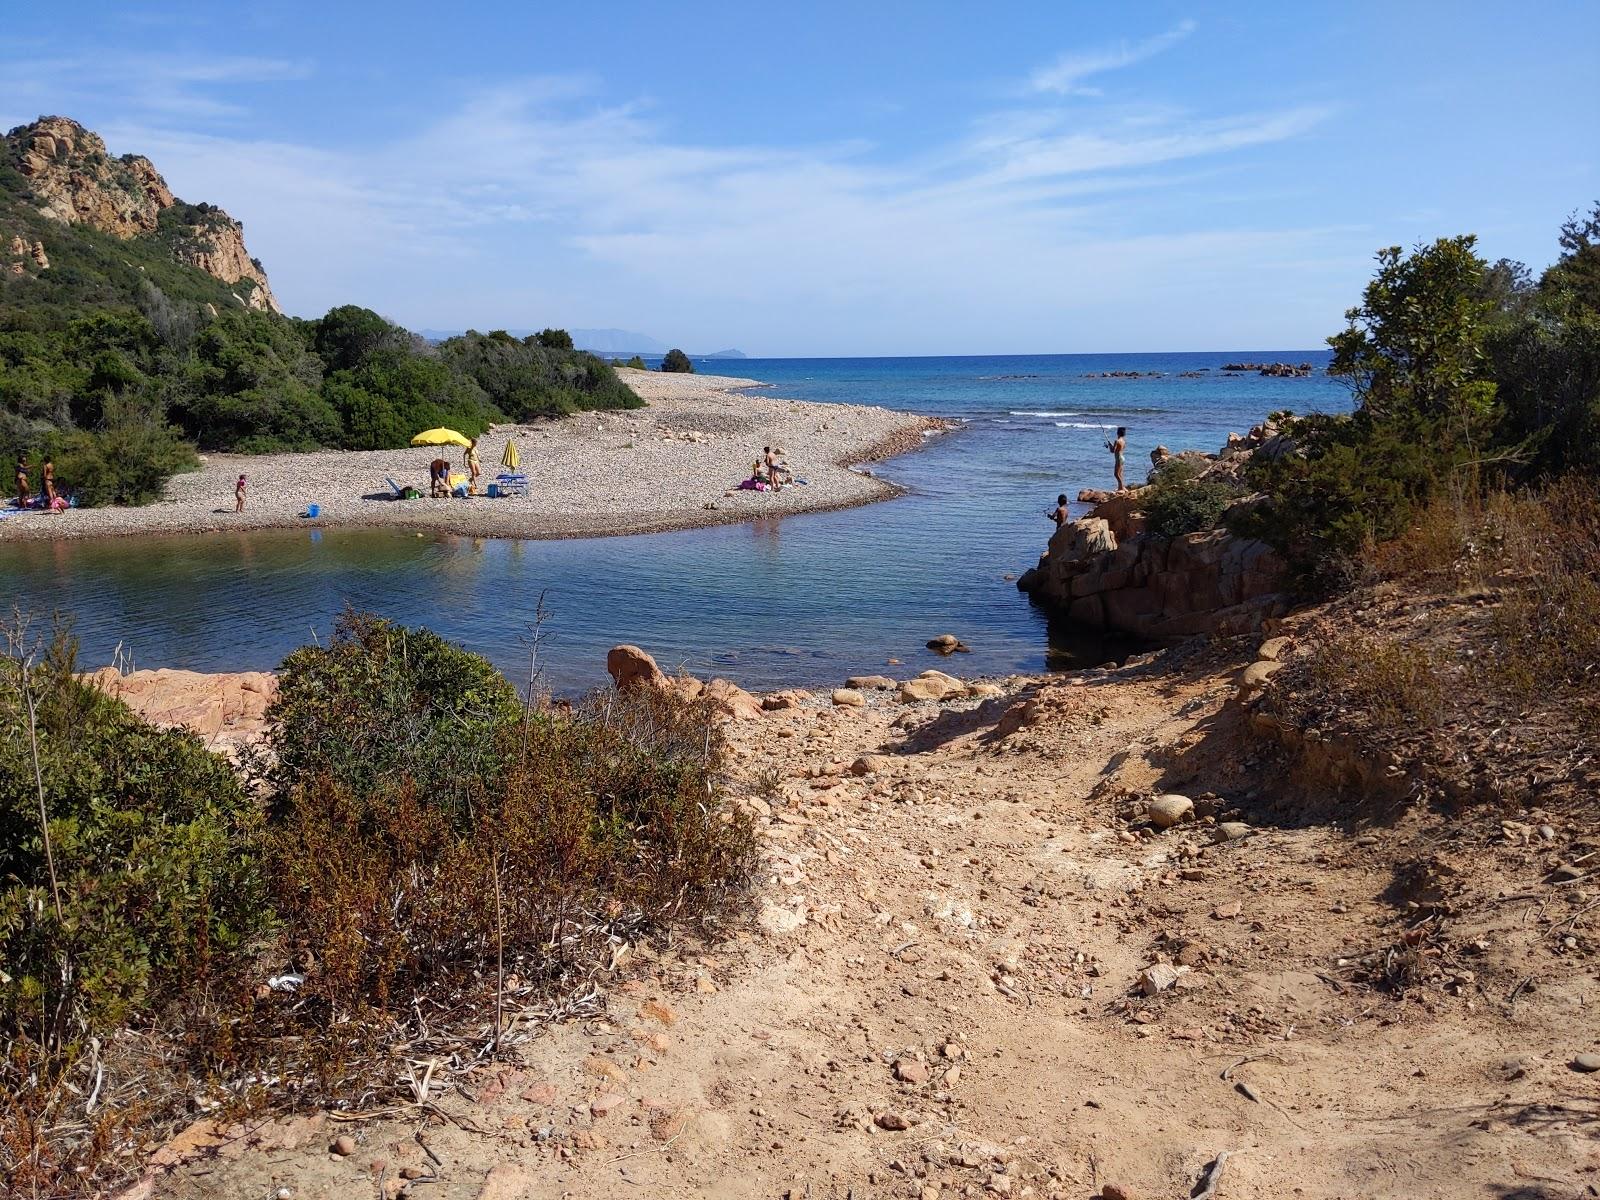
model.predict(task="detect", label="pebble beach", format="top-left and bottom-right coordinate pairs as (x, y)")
top-left (0, 369), bottom-right (943, 543)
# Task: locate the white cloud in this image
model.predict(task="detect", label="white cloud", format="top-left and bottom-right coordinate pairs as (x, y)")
top-left (7, 47), bottom-right (1348, 352)
top-left (1030, 20), bottom-right (1198, 95)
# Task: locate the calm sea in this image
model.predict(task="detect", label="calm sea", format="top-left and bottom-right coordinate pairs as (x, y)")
top-left (1, 352), bottom-right (1348, 692)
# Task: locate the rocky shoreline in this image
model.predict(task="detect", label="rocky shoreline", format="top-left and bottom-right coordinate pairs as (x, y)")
top-left (0, 369), bottom-right (946, 545)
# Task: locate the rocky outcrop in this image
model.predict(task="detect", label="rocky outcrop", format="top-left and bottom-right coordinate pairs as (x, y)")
top-left (82, 667), bottom-right (277, 754)
top-left (606, 643), bottom-right (765, 721)
top-left (4, 116), bottom-right (280, 312)
top-left (1018, 423), bottom-right (1292, 640)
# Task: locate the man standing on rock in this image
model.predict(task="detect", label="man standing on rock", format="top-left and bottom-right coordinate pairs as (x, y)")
top-left (1107, 427), bottom-right (1127, 491)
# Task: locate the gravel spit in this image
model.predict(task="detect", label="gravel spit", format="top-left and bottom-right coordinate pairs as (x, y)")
top-left (0, 369), bottom-right (947, 544)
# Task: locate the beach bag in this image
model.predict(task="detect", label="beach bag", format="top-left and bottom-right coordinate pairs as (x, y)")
top-left (400, 486), bottom-right (422, 500)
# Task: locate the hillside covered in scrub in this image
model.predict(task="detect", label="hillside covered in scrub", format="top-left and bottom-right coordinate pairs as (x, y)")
top-left (1, 117), bottom-right (640, 506)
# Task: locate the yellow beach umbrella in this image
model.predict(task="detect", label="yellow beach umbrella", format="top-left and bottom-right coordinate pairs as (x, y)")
top-left (410, 427), bottom-right (472, 448)
top-left (500, 438), bottom-right (520, 470)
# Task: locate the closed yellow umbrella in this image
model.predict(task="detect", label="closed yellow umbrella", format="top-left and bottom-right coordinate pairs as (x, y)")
top-left (410, 427), bottom-right (472, 448)
top-left (500, 438), bottom-right (520, 470)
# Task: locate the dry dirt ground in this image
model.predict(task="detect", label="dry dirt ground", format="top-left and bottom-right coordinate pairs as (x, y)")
top-left (146, 645), bottom-right (1599, 1200)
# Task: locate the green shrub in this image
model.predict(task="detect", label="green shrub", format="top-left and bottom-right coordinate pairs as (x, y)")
top-left (1140, 460), bottom-right (1240, 537)
top-left (53, 411), bottom-right (199, 507)
top-left (1230, 410), bottom-right (1451, 589)
top-left (265, 611), bottom-right (522, 809)
top-left (660, 348), bottom-right (694, 373)
top-left (0, 629), bottom-right (267, 1048)
top-left (265, 673), bottom-right (755, 1023)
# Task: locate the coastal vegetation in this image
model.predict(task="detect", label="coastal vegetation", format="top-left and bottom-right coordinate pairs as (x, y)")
top-left (1, 118), bottom-right (642, 506)
top-left (1239, 210), bottom-right (1599, 584)
top-left (661, 347), bottom-right (694, 373)
top-left (1, 613), bottom-right (754, 1194)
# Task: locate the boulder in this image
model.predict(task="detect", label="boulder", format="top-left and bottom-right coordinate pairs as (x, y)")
top-left (1146, 794), bottom-right (1194, 829)
top-left (1257, 636), bottom-right (1292, 661)
top-left (845, 674), bottom-right (896, 691)
top-left (926, 634), bottom-right (962, 653)
top-left (701, 678), bottom-right (765, 721)
top-left (1236, 659), bottom-right (1284, 704)
top-left (965, 682), bottom-right (1004, 699)
top-left (851, 754), bottom-right (893, 776)
top-left (607, 644), bottom-right (667, 691)
top-left (831, 688), bottom-right (865, 708)
top-left (900, 677), bottom-right (956, 703)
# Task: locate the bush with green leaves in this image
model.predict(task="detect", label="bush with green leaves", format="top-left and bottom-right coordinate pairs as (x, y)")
top-left (660, 348), bottom-right (694, 373)
top-left (265, 611), bottom-right (523, 808)
top-left (1139, 459), bottom-right (1240, 538)
top-left (0, 628), bottom-right (267, 1049)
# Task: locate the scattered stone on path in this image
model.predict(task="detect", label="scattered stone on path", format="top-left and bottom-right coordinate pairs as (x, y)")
top-left (893, 1058), bottom-right (930, 1084)
top-left (1549, 863), bottom-right (1586, 883)
top-left (852, 754), bottom-right (892, 776)
top-left (832, 688), bottom-right (865, 707)
top-left (1212, 901), bottom-right (1243, 920)
top-left (640, 998), bottom-right (678, 1026)
top-left (1146, 794), bottom-right (1194, 829)
top-left (1212, 821), bottom-right (1253, 842)
top-left (874, 1110), bottom-right (911, 1131)
top-left (1256, 636), bottom-right (1292, 661)
top-left (590, 1092), bottom-right (626, 1117)
top-left (1136, 963), bottom-right (1186, 995)
top-left (1573, 1053), bottom-right (1600, 1073)
top-left (330, 1135), bottom-right (356, 1157)
top-left (1101, 1185), bottom-right (1139, 1200)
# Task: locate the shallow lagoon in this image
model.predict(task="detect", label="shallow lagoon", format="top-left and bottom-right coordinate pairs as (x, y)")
top-left (0, 352), bottom-right (1346, 692)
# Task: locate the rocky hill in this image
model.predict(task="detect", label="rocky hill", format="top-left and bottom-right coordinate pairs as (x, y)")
top-left (2, 115), bottom-right (278, 311)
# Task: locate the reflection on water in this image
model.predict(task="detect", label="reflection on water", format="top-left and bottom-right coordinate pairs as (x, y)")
top-left (0, 352), bottom-right (1343, 692)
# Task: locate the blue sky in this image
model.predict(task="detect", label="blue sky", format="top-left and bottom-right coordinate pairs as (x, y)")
top-left (5, 1), bottom-right (1596, 355)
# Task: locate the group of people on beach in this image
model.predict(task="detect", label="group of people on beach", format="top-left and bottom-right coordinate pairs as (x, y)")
top-left (427, 438), bottom-right (482, 498)
top-left (744, 444), bottom-right (792, 492)
top-left (1045, 425), bottom-right (1127, 528)
top-left (13, 455), bottom-right (65, 513)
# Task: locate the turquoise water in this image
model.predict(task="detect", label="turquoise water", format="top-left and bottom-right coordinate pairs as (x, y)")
top-left (0, 352), bottom-right (1348, 692)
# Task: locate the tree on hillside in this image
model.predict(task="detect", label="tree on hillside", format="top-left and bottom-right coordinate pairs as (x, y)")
top-left (536, 328), bottom-right (574, 351)
top-left (1329, 235), bottom-right (1498, 453)
top-left (661, 348), bottom-right (693, 373)
top-left (311, 305), bottom-right (414, 373)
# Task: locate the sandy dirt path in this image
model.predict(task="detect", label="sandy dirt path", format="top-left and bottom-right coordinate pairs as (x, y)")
top-left (139, 644), bottom-right (1597, 1199)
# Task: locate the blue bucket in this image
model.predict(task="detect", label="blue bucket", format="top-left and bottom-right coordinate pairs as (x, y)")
top-left (487, 483), bottom-right (500, 498)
